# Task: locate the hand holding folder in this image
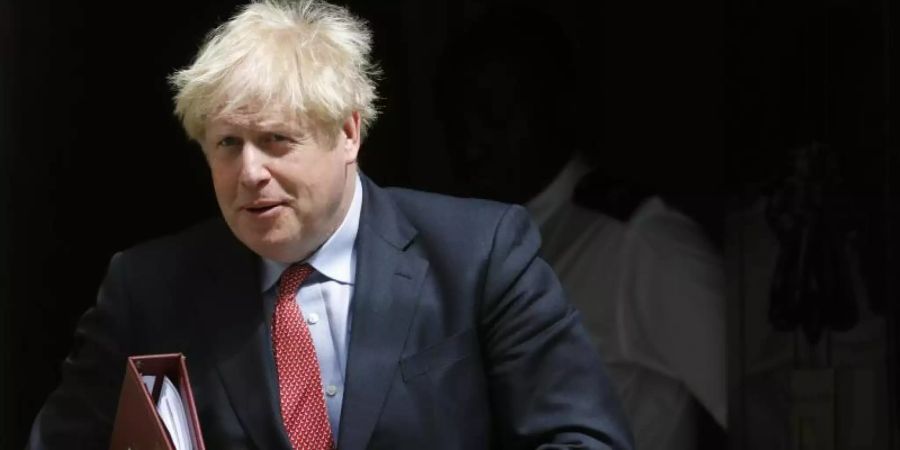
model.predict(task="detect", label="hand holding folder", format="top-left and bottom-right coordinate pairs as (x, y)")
top-left (109, 354), bottom-right (206, 450)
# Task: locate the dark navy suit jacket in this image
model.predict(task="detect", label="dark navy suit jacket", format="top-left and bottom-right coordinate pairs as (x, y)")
top-left (28, 175), bottom-right (633, 449)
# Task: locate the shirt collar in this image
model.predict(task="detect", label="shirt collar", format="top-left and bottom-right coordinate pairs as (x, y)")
top-left (525, 155), bottom-right (593, 227)
top-left (260, 173), bottom-right (363, 292)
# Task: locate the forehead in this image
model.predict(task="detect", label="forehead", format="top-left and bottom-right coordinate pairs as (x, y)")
top-left (207, 105), bottom-right (307, 132)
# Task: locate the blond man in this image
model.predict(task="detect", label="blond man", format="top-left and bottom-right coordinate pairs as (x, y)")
top-left (27, 1), bottom-right (632, 449)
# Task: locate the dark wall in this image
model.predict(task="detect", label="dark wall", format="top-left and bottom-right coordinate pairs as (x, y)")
top-left (1, 0), bottom-right (13, 446)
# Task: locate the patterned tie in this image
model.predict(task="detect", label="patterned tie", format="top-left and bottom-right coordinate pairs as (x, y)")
top-left (272, 263), bottom-right (334, 450)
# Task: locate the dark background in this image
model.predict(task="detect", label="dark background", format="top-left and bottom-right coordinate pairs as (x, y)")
top-left (2, 0), bottom-right (897, 448)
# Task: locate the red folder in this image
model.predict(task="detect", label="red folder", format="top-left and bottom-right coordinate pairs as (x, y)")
top-left (109, 353), bottom-right (206, 450)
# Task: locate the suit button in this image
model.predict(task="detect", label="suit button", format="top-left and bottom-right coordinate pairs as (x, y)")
top-left (307, 313), bottom-right (320, 325)
top-left (325, 385), bottom-right (338, 397)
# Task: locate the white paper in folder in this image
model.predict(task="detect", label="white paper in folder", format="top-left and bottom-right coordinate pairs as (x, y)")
top-left (142, 375), bottom-right (194, 450)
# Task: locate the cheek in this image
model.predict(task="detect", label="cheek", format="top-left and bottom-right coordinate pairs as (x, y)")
top-left (208, 163), bottom-right (237, 200)
top-left (289, 153), bottom-right (341, 191)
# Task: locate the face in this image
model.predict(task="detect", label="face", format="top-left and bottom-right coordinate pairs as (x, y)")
top-left (202, 108), bottom-right (361, 263)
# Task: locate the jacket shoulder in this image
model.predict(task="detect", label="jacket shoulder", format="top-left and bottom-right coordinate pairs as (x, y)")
top-left (382, 187), bottom-right (535, 257)
top-left (385, 187), bottom-right (514, 227)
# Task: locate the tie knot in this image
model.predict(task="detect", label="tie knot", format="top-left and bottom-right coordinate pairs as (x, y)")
top-left (277, 263), bottom-right (314, 301)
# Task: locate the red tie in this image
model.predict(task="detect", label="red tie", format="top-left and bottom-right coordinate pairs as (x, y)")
top-left (272, 263), bottom-right (334, 450)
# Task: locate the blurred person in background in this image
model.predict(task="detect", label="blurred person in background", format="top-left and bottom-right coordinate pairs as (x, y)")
top-left (436, 7), bottom-right (727, 450)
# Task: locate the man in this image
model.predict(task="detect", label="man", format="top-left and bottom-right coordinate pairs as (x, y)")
top-left (27, 1), bottom-right (632, 449)
top-left (436, 8), bottom-right (726, 450)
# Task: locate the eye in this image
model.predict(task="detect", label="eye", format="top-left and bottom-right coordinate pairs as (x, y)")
top-left (217, 136), bottom-right (241, 148)
top-left (266, 133), bottom-right (291, 143)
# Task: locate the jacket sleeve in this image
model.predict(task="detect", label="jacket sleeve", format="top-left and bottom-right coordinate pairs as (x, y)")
top-left (27, 252), bottom-right (132, 450)
top-left (479, 205), bottom-right (634, 450)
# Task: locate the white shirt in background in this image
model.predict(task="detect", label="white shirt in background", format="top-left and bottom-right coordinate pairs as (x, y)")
top-left (526, 157), bottom-right (726, 450)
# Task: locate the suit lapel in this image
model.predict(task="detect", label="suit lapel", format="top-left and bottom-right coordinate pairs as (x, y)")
top-left (193, 222), bottom-right (292, 450)
top-left (337, 176), bottom-right (428, 450)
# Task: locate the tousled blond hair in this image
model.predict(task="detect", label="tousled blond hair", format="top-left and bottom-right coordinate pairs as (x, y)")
top-left (169, 0), bottom-right (379, 142)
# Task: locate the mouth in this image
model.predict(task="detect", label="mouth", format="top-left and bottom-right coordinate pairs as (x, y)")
top-left (242, 201), bottom-right (285, 217)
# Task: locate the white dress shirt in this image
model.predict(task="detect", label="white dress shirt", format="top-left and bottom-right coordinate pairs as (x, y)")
top-left (260, 173), bottom-right (362, 439)
top-left (526, 157), bottom-right (726, 450)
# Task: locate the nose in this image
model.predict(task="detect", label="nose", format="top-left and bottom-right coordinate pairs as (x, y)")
top-left (237, 141), bottom-right (272, 189)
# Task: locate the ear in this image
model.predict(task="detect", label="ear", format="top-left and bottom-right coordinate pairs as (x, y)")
top-left (340, 111), bottom-right (362, 164)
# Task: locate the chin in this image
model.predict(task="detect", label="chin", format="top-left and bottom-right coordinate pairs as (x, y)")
top-left (225, 222), bottom-right (294, 262)
top-left (242, 238), bottom-right (296, 263)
